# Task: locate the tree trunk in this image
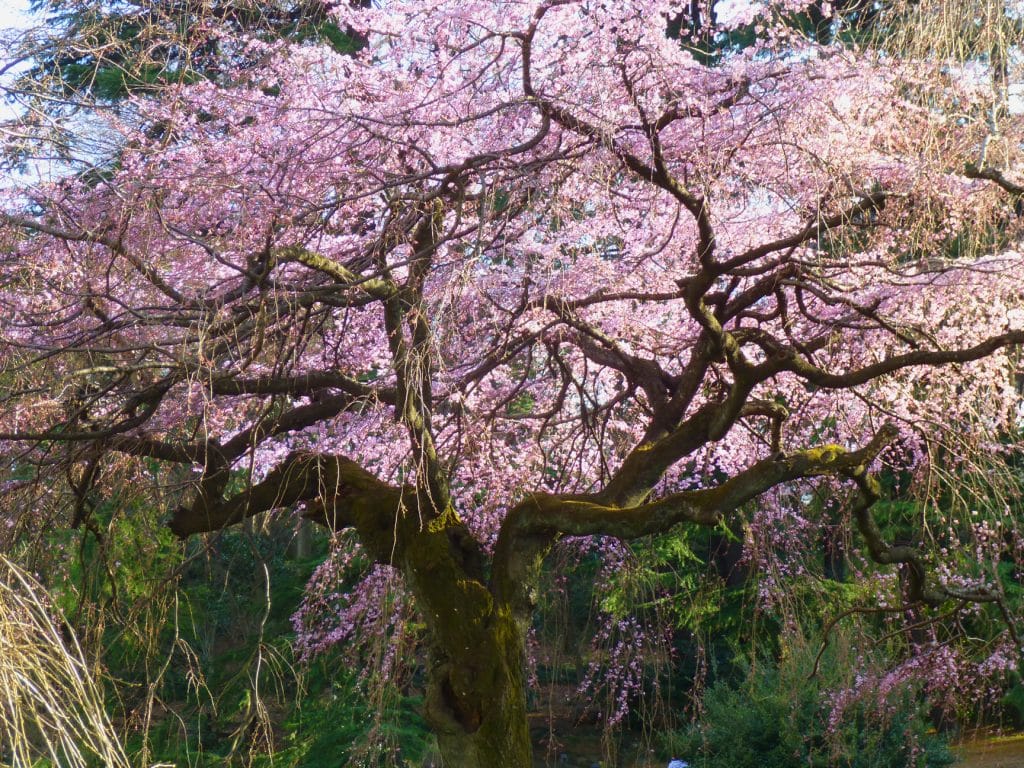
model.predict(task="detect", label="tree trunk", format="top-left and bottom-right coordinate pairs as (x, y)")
top-left (433, 705), bottom-right (531, 767)
top-left (422, 610), bottom-right (532, 768)
top-left (428, 638), bottom-right (532, 766)
top-left (395, 508), bottom-right (534, 768)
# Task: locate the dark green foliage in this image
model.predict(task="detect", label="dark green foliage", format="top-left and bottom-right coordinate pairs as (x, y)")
top-left (1000, 679), bottom-right (1024, 730)
top-left (21, 0), bottom-right (363, 101)
top-left (147, 530), bottom-right (430, 768)
top-left (140, 659), bottom-right (433, 768)
top-left (266, 663), bottom-right (433, 768)
top-left (39, 506), bottom-right (432, 768)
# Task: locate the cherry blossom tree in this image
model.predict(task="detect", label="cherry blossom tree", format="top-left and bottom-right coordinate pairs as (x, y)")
top-left (2, 1), bottom-right (1024, 765)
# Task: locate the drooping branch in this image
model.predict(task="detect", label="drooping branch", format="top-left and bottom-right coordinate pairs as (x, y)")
top-left (846, 468), bottom-right (1003, 608)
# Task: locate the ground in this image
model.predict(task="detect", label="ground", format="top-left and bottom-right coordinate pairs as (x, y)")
top-left (956, 733), bottom-right (1024, 768)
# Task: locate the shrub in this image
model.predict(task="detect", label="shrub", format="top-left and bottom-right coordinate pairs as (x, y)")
top-left (661, 644), bottom-right (955, 768)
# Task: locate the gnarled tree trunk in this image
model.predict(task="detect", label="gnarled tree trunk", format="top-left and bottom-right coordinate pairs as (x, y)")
top-left (401, 509), bottom-right (533, 768)
top-left (423, 612), bottom-right (532, 768)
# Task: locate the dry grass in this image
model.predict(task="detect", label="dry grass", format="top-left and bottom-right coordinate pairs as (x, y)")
top-left (956, 734), bottom-right (1024, 768)
top-left (0, 555), bottom-right (131, 768)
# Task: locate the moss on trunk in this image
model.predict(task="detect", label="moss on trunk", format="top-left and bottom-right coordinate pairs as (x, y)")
top-left (425, 608), bottom-right (532, 768)
top-left (400, 506), bottom-right (532, 767)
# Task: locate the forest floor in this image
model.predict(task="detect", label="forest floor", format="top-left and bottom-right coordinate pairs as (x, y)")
top-left (529, 711), bottom-right (664, 767)
top-left (955, 733), bottom-right (1024, 767)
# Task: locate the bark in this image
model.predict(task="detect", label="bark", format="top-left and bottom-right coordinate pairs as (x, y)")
top-left (424, 611), bottom-right (532, 768)
top-left (399, 508), bottom-right (532, 768)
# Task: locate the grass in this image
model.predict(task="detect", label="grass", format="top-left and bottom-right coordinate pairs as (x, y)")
top-left (0, 556), bottom-right (131, 768)
top-left (955, 733), bottom-right (1024, 768)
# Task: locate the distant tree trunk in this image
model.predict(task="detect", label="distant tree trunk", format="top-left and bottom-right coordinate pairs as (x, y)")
top-left (709, 531), bottom-right (748, 587)
top-left (287, 517), bottom-right (312, 560)
top-left (822, 526), bottom-right (847, 582)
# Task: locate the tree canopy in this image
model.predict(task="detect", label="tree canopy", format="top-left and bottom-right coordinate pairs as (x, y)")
top-left (2, 1), bottom-right (1024, 765)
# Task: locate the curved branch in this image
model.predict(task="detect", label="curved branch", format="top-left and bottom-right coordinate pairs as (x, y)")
top-left (965, 163), bottom-right (1024, 196)
top-left (781, 330), bottom-right (1024, 389)
top-left (847, 469), bottom-right (1001, 608)
top-left (210, 371), bottom-right (396, 404)
top-left (518, 5), bottom-right (714, 265)
top-left (220, 393), bottom-right (366, 460)
top-left (719, 191), bottom-right (888, 273)
top-left (494, 423), bottom-right (900, 605)
top-left (168, 452), bottom-right (404, 545)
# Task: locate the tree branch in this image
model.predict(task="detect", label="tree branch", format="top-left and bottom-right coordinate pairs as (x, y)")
top-left (494, 423), bottom-right (900, 606)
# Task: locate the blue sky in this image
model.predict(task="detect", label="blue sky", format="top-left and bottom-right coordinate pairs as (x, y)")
top-left (1, 0), bottom-right (36, 182)
top-left (0, 1), bottom-right (30, 32)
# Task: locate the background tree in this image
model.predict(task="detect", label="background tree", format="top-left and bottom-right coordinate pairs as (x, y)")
top-left (1, 0), bottom-right (369, 169)
top-left (3, 1), bottom-right (1024, 766)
